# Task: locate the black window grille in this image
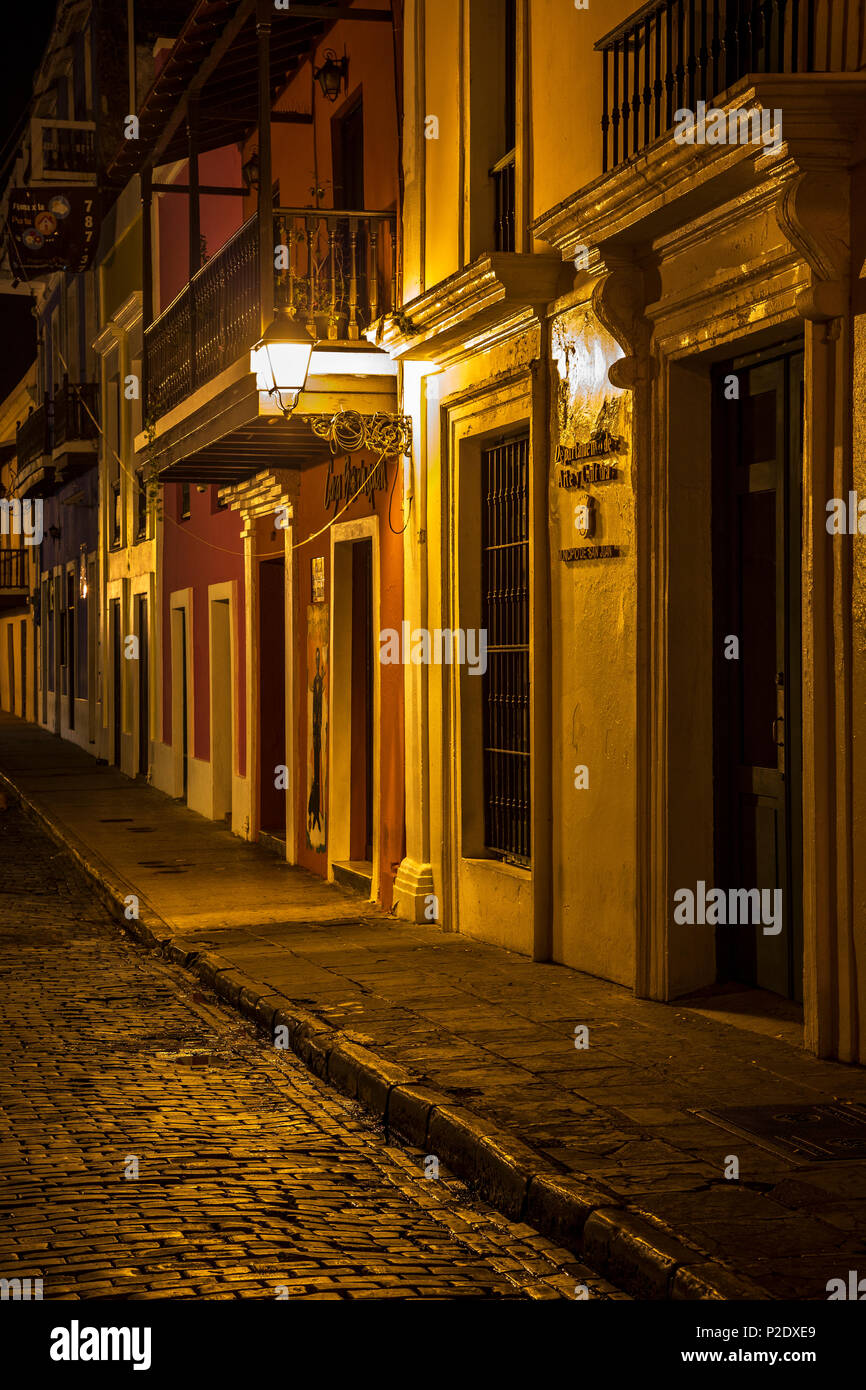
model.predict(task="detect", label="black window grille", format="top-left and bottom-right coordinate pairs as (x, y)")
top-left (491, 151), bottom-right (516, 252)
top-left (489, 0), bottom-right (517, 252)
top-left (481, 434), bottom-right (530, 866)
top-left (135, 469), bottom-right (148, 541)
top-left (110, 479), bottom-right (121, 548)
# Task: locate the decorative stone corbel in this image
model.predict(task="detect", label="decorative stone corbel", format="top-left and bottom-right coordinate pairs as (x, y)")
top-left (220, 466), bottom-right (300, 539)
top-left (591, 259), bottom-right (657, 391)
top-left (776, 171), bottom-right (850, 326)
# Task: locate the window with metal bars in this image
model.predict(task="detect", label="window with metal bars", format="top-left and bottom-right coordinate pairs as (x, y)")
top-left (481, 434), bottom-right (531, 866)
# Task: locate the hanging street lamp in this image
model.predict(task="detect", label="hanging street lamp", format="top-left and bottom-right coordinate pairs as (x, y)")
top-left (250, 309), bottom-right (316, 417)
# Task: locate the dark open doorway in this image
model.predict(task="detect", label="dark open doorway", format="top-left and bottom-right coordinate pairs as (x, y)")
top-left (136, 595), bottom-right (149, 778)
top-left (111, 599), bottom-right (121, 767)
top-left (259, 557), bottom-right (286, 838)
top-left (349, 538), bottom-right (374, 864)
top-left (66, 570), bottom-right (75, 732)
top-left (712, 341), bottom-right (804, 1002)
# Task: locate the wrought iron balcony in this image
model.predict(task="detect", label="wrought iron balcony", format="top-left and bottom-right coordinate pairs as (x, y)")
top-left (53, 381), bottom-right (100, 450)
top-left (30, 118), bottom-right (96, 180)
top-left (15, 400), bottom-right (53, 495)
top-left (0, 547), bottom-right (27, 590)
top-left (596, 0), bottom-right (827, 172)
top-left (144, 208), bottom-right (398, 423)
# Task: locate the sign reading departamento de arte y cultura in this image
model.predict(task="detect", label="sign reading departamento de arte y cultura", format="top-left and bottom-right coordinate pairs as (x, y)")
top-left (556, 429), bottom-right (624, 563)
top-left (7, 188), bottom-right (99, 274)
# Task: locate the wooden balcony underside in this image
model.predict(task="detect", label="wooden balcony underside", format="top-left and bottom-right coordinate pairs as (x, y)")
top-left (139, 354), bottom-right (398, 482)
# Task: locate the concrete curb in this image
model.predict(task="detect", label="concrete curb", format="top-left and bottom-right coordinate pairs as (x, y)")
top-left (4, 772), bottom-right (772, 1302)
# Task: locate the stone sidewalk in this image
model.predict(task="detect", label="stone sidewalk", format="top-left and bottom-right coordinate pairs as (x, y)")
top-left (3, 712), bottom-right (866, 1301)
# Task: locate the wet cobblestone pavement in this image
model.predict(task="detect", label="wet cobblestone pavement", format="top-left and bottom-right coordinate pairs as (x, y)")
top-left (0, 802), bottom-right (627, 1300)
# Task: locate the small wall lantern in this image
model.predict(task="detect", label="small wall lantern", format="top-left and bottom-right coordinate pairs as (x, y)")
top-left (314, 49), bottom-right (349, 103)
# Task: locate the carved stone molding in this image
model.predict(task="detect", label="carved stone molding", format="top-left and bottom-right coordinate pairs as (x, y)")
top-left (776, 171), bottom-right (851, 324)
top-left (591, 260), bottom-right (657, 391)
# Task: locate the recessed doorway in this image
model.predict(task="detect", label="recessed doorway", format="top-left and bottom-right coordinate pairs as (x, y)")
top-left (258, 557), bottom-right (286, 839)
top-left (329, 524), bottom-right (378, 900)
top-left (712, 342), bottom-right (804, 1002)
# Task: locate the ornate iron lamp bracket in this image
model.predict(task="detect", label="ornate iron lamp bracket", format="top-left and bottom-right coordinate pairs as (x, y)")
top-left (307, 410), bottom-right (413, 458)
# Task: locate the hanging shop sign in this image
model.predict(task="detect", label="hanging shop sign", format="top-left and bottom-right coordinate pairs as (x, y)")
top-left (6, 187), bottom-right (99, 273)
top-left (323, 453), bottom-right (387, 515)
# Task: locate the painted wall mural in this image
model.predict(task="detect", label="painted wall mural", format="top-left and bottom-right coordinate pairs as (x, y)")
top-left (306, 602), bottom-right (329, 853)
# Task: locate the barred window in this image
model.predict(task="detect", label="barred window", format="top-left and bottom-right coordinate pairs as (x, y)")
top-left (481, 434), bottom-right (530, 866)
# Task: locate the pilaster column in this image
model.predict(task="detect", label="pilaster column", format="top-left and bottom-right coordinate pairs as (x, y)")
top-left (393, 361), bottom-right (436, 921)
top-left (590, 257), bottom-right (664, 998)
top-left (776, 170), bottom-right (857, 1059)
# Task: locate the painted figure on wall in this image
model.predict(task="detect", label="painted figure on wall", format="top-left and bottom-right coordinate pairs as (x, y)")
top-left (308, 647), bottom-right (324, 831)
top-left (306, 603), bottom-right (328, 852)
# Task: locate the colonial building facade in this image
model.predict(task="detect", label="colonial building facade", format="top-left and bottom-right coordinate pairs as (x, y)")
top-left (1, 0), bottom-right (863, 1063)
top-left (381, 0), bottom-right (866, 1063)
top-left (110, 0), bottom-right (406, 905)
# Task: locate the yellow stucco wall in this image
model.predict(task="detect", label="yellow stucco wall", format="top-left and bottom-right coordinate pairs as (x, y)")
top-left (548, 300), bottom-right (635, 982)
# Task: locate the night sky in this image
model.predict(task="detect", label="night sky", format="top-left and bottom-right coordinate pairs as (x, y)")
top-left (0, 0), bottom-right (61, 402)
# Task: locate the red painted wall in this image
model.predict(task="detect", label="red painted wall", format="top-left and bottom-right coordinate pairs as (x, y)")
top-left (238, 3), bottom-right (399, 222)
top-left (292, 451), bottom-right (405, 908)
top-left (161, 485), bottom-right (246, 776)
top-left (157, 145), bottom-right (248, 785)
top-left (158, 147), bottom-right (243, 312)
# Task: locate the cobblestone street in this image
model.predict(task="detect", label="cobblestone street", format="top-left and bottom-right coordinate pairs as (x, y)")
top-left (0, 802), bottom-right (625, 1301)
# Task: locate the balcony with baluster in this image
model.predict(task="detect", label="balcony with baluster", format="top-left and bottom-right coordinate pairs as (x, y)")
top-left (0, 544), bottom-right (29, 610)
top-left (140, 204), bottom-right (399, 483)
top-left (533, 0), bottom-right (865, 283)
top-left (110, 0), bottom-right (403, 486)
top-left (15, 399), bottom-right (54, 498)
top-left (596, 0), bottom-right (840, 172)
top-left (52, 378), bottom-right (99, 480)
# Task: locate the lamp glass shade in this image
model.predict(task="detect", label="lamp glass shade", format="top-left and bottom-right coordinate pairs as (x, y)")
top-left (250, 316), bottom-right (315, 396)
top-left (320, 63), bottom-right (341, 100)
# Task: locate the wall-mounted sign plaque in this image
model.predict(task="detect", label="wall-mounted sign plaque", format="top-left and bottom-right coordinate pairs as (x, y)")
top-left (560, 544), bottom-right (621, 561)
top-left (311, 556), bottom-right (325, 603)
top-left (554, 429), bottom-right (624, 464)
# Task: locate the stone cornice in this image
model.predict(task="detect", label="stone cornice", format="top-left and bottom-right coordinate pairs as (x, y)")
top-left (532, 75), bottom-right (866, 263)
top-left (112, 291), bottom-right (143, 334)
top-left (373, 252), bottom-right (571, 363)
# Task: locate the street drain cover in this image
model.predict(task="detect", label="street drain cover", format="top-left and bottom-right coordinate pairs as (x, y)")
top-left (695, 1101), bottom-right (866, 1162)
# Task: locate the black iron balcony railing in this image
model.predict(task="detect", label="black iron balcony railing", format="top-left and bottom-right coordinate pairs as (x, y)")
top-left (53, 380), bottom-right (99, 448)
top-left (597, 0), bottom-right (826, 172)
top-left (490, 150), bottom-right (516, 252)
top-left (15, 399), bottom-right (52, 480)
top-left (0, 548), bottom-right (27, 589)
top-left (33, 119), bottom-right (97, 178)
top-left (274, 207), bottom-right (397, 339)
top-left (144, 207), bottom-right (398, 422)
